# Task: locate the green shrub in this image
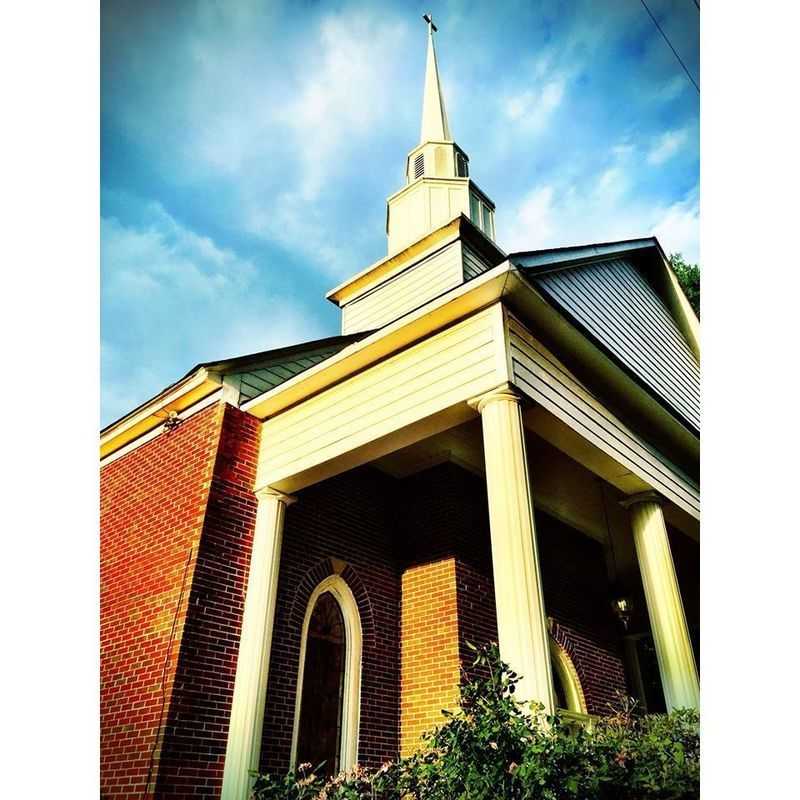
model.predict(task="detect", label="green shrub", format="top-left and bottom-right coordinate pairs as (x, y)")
top-left (251, 643), bottom-right (699, 800)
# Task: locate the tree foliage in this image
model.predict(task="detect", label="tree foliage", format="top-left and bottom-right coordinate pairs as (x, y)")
top-left (669, 253), bottom-right (700, 318)
top-left (252, 644), bottom-right (699, 800)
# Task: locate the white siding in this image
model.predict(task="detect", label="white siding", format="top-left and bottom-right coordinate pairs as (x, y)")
top-left (259, 306), bottom-right (504, 490)
top-left (387, 179), bottom-right (470, 254)
top-left (342, 241), bottom-right (463, 334)
top-left (507, 316), bottom-right (700, 518)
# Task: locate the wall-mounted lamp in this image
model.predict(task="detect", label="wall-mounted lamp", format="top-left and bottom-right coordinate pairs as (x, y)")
top-left (610, 593), bottom-right (634, 630)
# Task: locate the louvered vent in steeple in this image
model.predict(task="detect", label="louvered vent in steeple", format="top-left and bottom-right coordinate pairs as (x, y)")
top-left (413, 153), bottom-right (425, 179)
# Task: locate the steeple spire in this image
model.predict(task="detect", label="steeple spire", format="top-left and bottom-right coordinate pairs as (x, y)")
top-left (380, 13), bottom-right (497, 255)
top-left (420, 14), bottom-right (451, 143)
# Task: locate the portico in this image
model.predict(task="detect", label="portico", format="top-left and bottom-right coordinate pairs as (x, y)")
top-left (220, 279), bottom-right (700, 797)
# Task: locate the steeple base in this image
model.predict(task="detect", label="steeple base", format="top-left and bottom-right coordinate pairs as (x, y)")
top-left (327, 215), bottom-right (506, 336)
top-left (387, 177), bottom-right (495, 256)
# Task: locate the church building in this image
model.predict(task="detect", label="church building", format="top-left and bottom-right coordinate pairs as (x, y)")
top-left (100, 19), bottom-right (700, 800)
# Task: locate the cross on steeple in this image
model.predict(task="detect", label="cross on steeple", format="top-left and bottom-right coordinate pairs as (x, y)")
top-left (419, 13), bottom-right (450, 143)
top-left (381, 12), bottom-right (498, 254)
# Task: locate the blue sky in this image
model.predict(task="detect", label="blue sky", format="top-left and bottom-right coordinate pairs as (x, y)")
top-left (101, 0), bottom-right (699, 426)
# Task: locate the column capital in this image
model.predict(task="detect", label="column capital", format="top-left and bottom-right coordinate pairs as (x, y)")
top-left (254, 485), bottom-right (297, 506)
top-left (467, 382), bottom-right (522, 414)
top-left (620, 490), bottom-right (663, 510)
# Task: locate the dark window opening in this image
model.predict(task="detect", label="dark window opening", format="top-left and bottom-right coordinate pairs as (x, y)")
top-left (296, 592), bottom-right (346, 777)
top-left (456, 152), bottom-right (469, 177)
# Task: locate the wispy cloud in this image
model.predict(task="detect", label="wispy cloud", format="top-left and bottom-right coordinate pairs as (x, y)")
top-left (101, 195), bottom-right (326, 423)
top-left (278, 14), bottom-right (410, 201)
top-left (104, 4), bottom-right (412, 279)
top-left (653, 74), bottom-right (689, 103)
top-left (238, 12), bottom-right (412, 276)
top-left (595, 166), bottom-right (628, 199)
top-left (651, 188), bottom-right (699, 261)
top-left (647, 128), bottom-right (690, 166)
top-left (503, 76), bottom-right (566, 128)
top-left (508, 185), bottom-right (557, 243)
top-left (502, 145), bottom-right (699, 262)
top-left (102, 202), bottom-right (256, 298)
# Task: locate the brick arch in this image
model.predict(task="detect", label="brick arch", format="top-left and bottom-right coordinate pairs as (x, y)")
top-left (287, 557), bottom-right (376, 647)
top-left (549, 620), bottom-right (589, 703)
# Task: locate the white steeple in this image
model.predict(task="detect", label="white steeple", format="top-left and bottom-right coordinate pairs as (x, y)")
top-left (420, 14), bottom-right (451, 143)
top-left (326, 15), bottom-right (505, 334)
top-left (383, 14), bottom-right (497, 256)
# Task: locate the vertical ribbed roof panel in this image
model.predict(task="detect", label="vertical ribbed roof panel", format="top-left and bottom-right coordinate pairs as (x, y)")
top-left (531, 258), bottom-right (700, 431)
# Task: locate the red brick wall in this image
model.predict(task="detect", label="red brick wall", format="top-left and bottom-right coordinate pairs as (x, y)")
top-left (400, 463), bottom-right (493, 575)
top-left (100, 402), bottom-right (226, 799)
top-left (258, 467), bottom-right (401, 774)
top-left (454, 560), bottom-right (498, 682)
top-left (102, 435), bottom-right (633, 796)
top-left (399, 463), bottom-right (497, 696)
top-left (100, 403), bottom-right (262, 800)
top-left (154, 406), bottom-right (261, 798)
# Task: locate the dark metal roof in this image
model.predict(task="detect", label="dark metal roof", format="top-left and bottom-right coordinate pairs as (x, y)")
top-left (184, 332), bottom-right (366, 378)
top-left (509, 237), bottom-right (660, 271)
top-left (175, 331), bottom-right (367, 406)
top-left (521, 255), bottom-right (700, 433)
top-left (234, 339), bottom-right (361, 403)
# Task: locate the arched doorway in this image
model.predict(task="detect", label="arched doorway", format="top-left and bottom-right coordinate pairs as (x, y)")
top-left (291, 575), bottom-right (362, 776)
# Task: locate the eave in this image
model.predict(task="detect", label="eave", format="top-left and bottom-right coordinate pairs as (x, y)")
top-left (102, 237), bottom-right (699, 480)
top-left (244, 261), bottom-right (514, 419)
top-left (246, 244), bottom-right (699, 476)
top-left (326, 213), bottom-right (504, 308)
top-left (506, 270), bottom-right (699, 475)
top-left (326, 217), bottom-right (463, 307)
top-left (99, 368), bottom-right (223, 459)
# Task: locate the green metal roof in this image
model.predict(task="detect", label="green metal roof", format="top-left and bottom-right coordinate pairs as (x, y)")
top-left (187, 332), bottom-right (368, 405)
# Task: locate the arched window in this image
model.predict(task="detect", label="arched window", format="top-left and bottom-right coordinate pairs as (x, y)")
top-left (291, 575), bottom-right (362, 776)
top-left (549, 638), bottom-right (587, 715)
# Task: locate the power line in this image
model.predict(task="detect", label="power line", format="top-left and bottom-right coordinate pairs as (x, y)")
top-left (639, 0), bottom-right (700, 94)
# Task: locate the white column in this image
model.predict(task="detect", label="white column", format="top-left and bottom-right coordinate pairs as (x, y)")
top-left (623, 492), bottom-right (699, 711)
top-left (471, 386), bottom-right (555, 712)
top-left (221, 488), bottom-right (295, 800)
